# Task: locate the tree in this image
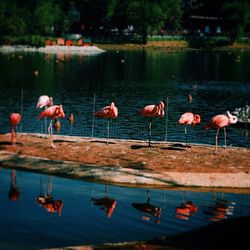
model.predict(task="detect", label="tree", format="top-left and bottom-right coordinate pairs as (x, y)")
top-left (33, 0), bottom-right (64, 35)
top-left (118, 0), bottom-right (181, 44)
top-left (0, 1), bottom-right (27, 35)
top-left (223, 0), bottom-right (250, 42)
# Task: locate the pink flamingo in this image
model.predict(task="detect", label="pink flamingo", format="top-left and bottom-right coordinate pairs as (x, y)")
top-left (177, 112), bottom-right (201, 147)
top-left (93, 102), bottom-right (118, 144)
top-left (36, 95), bottom-right (53, 134)
top-left (138, 98), bottom-right (167, 146)
top-left (205, 111), bottom-right (238, 151)
top-left (36, 95), bottom-right (53, 109)
top-left (38, 104), bottom-right (65, 148)
top-left (9, 113), bottom-right (21, 146)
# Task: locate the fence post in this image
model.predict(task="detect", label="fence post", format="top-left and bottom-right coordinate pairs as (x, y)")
top-left (20, 88), bottom-right (24, 133)
top-left (165, 97), bottom-right (169, 142)
top-left (91, 92), bottom-right (96, 138)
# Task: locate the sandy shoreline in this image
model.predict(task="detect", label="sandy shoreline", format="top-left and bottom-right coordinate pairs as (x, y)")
top-left (0, 45), bottom-right (105, 54)
top-left (0, 133), bottom-right (250, 192)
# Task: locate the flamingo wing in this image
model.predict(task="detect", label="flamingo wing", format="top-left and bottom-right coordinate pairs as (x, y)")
top-left (38, 105), bottom-right (65, 119)
top-left (94, 104), bottom-right (118, 119)
top-left (206, 114), bottom-right (230, 129)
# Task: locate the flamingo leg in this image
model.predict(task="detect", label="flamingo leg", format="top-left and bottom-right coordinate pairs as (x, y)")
top-left (224, 127), bottom-right (227, 148)
top-left (148, 118), bottom-right (152, 147)
top-left (48, 120), bottom-right (55, 148)
top-left (44, 117), bottom-right (47, 134)
top-left (184, 125), bottom-right (188, 148)
top-left (215, 128), bottom-right (220, 153)
top-left (11, 127), bottom-right (16, 146)
top-left (106, 119), bottom-right (110, 144)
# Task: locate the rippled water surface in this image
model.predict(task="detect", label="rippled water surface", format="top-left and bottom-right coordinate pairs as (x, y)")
top-left (0, 50), bottom-right (249, 147)
top-left (0, 168), bottom-right (250, 249)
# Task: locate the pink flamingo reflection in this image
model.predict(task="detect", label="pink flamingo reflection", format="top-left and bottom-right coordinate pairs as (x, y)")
top-left (175, 201), bottom-right (198, 220)
top-left (36, 176), bottom-right (63, 216)
top-left (174, 192), bottom-right (198, 220)
top-left (203, 195), bottom-right (235, 222)
top-left (91, 185), bottom-right (116, 218)
top-left (8, 169), bottom-right (20, 201)
top-left (132, 190), bottom-right (161, 224)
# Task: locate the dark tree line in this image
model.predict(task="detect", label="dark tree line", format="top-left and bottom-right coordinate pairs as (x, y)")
top-left (0, 0), bottom-right (249, 44)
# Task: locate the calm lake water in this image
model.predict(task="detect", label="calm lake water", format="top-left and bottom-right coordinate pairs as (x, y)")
top-left (0, 168), bottom-right (250, 250)
top-left (0, 49), bottom-right (249, 147)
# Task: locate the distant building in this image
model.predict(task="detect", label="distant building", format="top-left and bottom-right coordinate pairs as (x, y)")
top-left (181, 0), bottom-right (224, 35)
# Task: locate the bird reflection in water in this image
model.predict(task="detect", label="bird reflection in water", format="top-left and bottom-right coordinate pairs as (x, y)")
top-left (36, 176), bottom-right (63, 216)
top-left (8, 169), bottom-right (20, 201)
top-left (132, 190), bottom-right (162, 224)
top-left (203, 193), bottom-right (235, 222)
top-left (91, 185), bottom-right (116, 219)
top-left (174, 191), bottom-right (198, 220)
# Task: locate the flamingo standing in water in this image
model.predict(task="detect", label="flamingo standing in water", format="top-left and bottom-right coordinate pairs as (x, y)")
top-left (38, 104), bottom-right (65, 148)
top-left (36, 95), bottom-right (53, 134)
top-left (9, 113), bottom-right (21, 146)
top-left (93, 102), bottom-right (118, 144)
top-left (138, 98), bottom-right (167, 146)
top-left (177, 112), bottom-right (201, 147)
top-left (205, 111), bottom-right (238, 152)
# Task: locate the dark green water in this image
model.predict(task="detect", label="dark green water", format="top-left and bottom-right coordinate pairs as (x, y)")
top-left (0, 49), bottom-right (249, 146)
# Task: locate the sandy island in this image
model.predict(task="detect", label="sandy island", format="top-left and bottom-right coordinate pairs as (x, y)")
top-left (0, 133), bottom-right (249, 192)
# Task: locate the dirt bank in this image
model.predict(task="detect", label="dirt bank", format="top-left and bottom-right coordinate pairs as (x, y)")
top-left (96, 41), bottom-right (250, 51)
top-left (0, 133), bottom-right (250, 190)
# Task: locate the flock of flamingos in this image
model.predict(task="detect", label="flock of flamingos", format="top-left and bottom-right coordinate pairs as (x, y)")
top-left (9, 94), bottom-right (238, 151)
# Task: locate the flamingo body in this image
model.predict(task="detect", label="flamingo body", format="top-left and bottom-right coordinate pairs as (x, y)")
top-left (138, 101), bottom-right (165, 118)
top-left (9, 113), bottom-right (21, 127)
top-left (36, 95), bottom-right (53, 109)
top-left (205, 113), bottom-right (237, 130)
top-left (9, 113), bottom-right (21, 146)
top-left (38, 105), bottom-right (65, 120)
top-left (205, 111), bottom-right (238, 150)
top-left (38, 105), bottom-right (65, 148)
top-left (93, 102), bottom-right (118, 119)
top-left (178, 112), bottom-right (201, 126)
top-left (177, 112), bottom-right (200, 147)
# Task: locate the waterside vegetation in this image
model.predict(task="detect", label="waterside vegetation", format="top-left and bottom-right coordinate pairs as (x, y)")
top-left (0, 0), bottom-right (250, 49)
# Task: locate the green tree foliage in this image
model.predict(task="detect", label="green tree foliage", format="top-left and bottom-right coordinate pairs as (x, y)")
top-left (223, 0), bottom-right (250, 42)
top-left (33, 0), bottom-right (64, 35)
top-left (110, 0), bottom-right (181, 44)
top-left (0, 1), bottom-right (27, 35)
